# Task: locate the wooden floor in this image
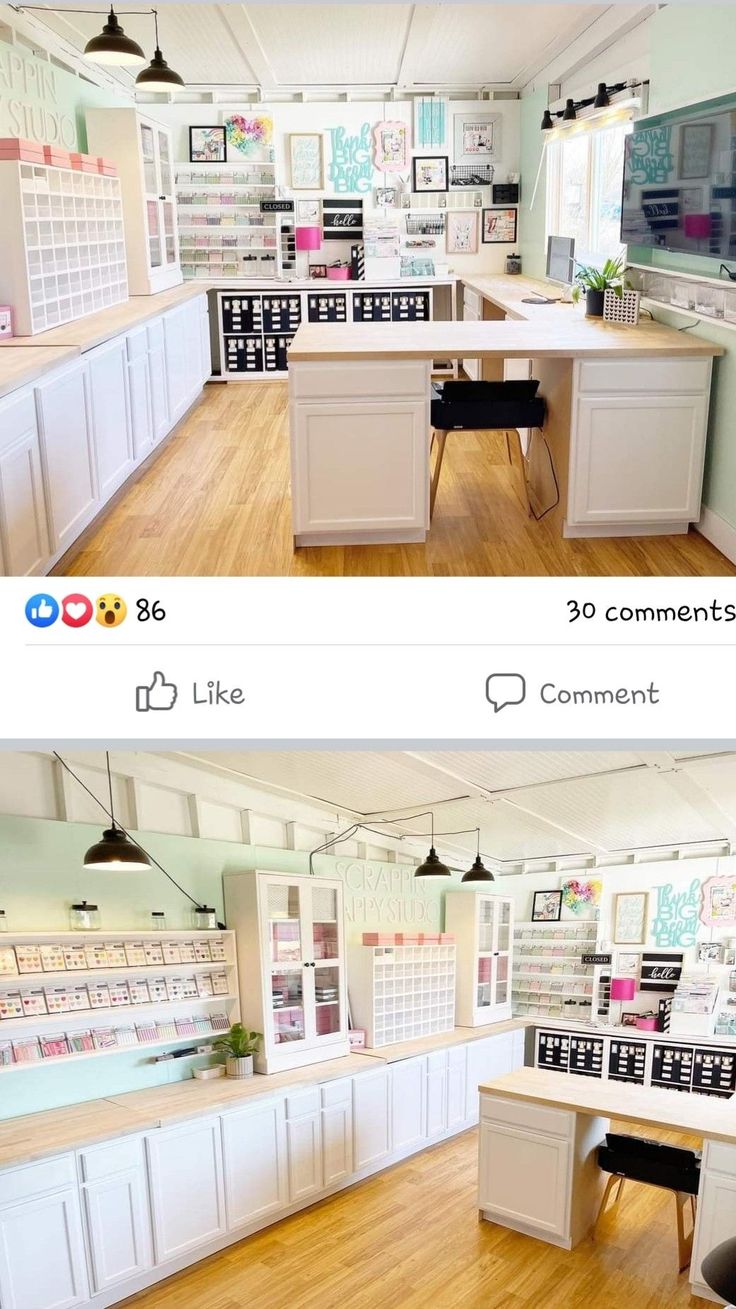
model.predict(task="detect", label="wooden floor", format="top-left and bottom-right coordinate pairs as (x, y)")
top-left (58, 382), bottom-right (734, 577)
top-left (125, 1126), bottom-right (706, 1309)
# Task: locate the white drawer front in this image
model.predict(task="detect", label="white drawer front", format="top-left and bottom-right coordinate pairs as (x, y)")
top-left (463, 287), bottom-right (482, 315)
top-left (321, 1078), bottom-right (353, 1108)
top-left (577, 358), bottom-right (711, 395)
top-left (79, 1137), bottom-right (144, 1182)
top-left (290, 360), bottom-right (429, 401)
top-left (285, 1088), bottom-right (320, 1119)
top-left (480, 1093), bottom-right (573, 1139)
top-left (0, 1153), bottom-right (76, 1206)
top-left (704, 1140), bottom-right (736, 1176)
top-left (0, 391), bottom-right (37, 451)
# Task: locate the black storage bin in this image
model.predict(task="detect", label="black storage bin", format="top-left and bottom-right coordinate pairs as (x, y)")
top-left (431, 379), bottom-right (545, 431)
top-left (598, 1133), bottom-right (701, 1194)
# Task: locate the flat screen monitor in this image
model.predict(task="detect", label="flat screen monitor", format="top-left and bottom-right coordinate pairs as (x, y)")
top-left (621, 100), bottom-right (736, 256)
top-left (546, 235), bottom-right (575, 285)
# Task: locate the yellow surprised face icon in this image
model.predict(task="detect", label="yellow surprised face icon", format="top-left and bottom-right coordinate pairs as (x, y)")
top-left (95, 594), bottom-right (127, 628)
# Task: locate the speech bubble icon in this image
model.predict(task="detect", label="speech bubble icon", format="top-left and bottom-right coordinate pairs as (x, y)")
top-left (486, 673), bottom-right (526, 713)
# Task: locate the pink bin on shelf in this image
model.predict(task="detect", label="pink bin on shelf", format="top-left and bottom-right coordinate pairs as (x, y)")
top-left (636, 1015), bottom-right (659, 1031)
top-left (327, 265), bottom-right (350, 281)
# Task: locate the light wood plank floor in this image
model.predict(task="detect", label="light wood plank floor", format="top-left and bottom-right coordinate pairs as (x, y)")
top-left (124, 1125), bottom-right (705, 1309)
top-left (57, 382), bottom-right (735, 577)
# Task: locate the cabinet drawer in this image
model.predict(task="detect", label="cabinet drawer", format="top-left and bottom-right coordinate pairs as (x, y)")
top-left (704, 1140), bottom-right (736, 1176)
top-left (79, 1137), bottom-right (143, 1182)
top-left (577, 358), bottom-right (711, 395)
top-left (285, 1088), bottom-right (320, 1119)
top-left (290, 360), bottom-right (429, 401)
top-left (321, 1078), bottom-right (353, 1108)
top-left (0, 1153), bottom-right (76, 1206)
top-left (0, 391), bottom-right (36, 451)
top-left (480, 1093), bottom-right (573, 1139)
top-left (463, 287), bottom-right (482, 315)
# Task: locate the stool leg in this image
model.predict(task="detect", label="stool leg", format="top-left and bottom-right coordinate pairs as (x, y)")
top-left (674, 1191), bottom-right (694, 1272)
top-left (430, 429), bottom-right (448, 520)
top-left (593, 1174), bottom-right (625, 1240)
top-left (508, 427), bottom-right (534, 518)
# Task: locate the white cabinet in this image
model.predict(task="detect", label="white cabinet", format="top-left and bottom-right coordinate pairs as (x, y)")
top-left (353, 1068), bottom-right (391, 1171)
top-left (286, 1093), bottom-right (323, 1205)
top-left (146, 1118), bottom-right (225, 1263)
top-left (479, 1119), bottom-right (570, 1237)
top-left (163, 300), bottom-right (202, 429)
top-left (126, 327), bottom-right (154, 463)
top-left (445, 892), bottom-right (514, 1027)
top-left (0, 389), bottom-right (50, 576)
top-left (426, 1051), bottom-right (448, 1138)
top-left (198, 297), bottom-right (212, 385)
top-left (321, 1081), bottom-right (353, 1187)
top-left (691, 1143), bottom-right (736, 1298)
top-left (81, 1169), bottom-right (151, 1294)
top-left (86, 109), bottom-right (181, 296)
top-left (391, 1057), bottom-right (427, 1152)
top-left (147, 318), bottom-right (170, 446)
top-left (0, 1159), bottom-right (88, 1309)
top-left (465, 1034), bottom-right (515, 1123)
top-left (86, 337), bottom-right (134, 499)
top-left (35, 360), bottom-right (98, 555)
top-left (221, 1099), bottom-right (288, 1230)
top-left (446, 1046), bottom-right (468, 1130)
top-left (224, 872), bottom-right (349, 1074)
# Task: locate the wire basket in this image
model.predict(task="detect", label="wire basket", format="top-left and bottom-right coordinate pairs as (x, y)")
top-left (603, 288), bottom-right (641, 325)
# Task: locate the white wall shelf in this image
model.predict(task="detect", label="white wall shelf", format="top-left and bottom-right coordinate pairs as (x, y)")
top-left (175, 159), bottom-right (278, 282)
top-left (512, 919), bottom-right (598, 1021)
top-left (348, 945), bottom-right (456, 1048)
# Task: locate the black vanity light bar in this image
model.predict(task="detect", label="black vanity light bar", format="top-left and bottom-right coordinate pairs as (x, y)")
top-left (541, 82), bottom-right (637, 131)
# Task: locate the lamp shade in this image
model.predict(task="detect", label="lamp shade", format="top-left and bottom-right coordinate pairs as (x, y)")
top-left (461, 855), bottom-right (495, 884)
top-left (541, 109), bottom-right (555, 131)
top-left (701, 1235), bottom-right (736, 1302)
top-left (562, 98), bottom-right (577, 121)
top-left (611, 977), bottom-right (636, 1001)
top-left (414, 847), bottom-right (451, 879)
top-left (135, 49), bottom-right (185, 92)
top-left (84, 7), bottom-right (146, 65)
top-left (84, 827), bottom-right (152, 871)
top-left (296, 226), bottom-right (322, 251)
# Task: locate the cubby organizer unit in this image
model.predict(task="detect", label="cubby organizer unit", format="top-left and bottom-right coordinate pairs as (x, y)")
top-left (348, 944), bottom-right (456, 1048)
top-left (511, 919), bottom-right (599, 1020)
top-left (0, 161), bottom-right (127, 335)
top-left (0, 930), bottom-right (239, 1069)
top-left (176, 160), bottom-right (278, 280)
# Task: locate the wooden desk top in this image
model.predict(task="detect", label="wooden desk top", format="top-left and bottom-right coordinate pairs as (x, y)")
top-left (0, 345), bottom-right (79, 401)
top-left (480, 1066), bottom-right (736, 1143)
top-left (355, 1019), bottom-right (530, 1064)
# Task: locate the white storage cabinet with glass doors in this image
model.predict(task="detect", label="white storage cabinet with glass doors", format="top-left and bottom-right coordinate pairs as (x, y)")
top-left (224, 872), bottom-right (349, 1074)
top-left (444, 892), bottom-right (514, 1026)
top-left (86, 108), bottom-right (181, 296)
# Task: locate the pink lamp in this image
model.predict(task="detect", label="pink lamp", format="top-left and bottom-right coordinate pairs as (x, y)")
top-left (295, 226), bottom-right (321, 251)
top-left (611, 977), bottom-right (636, 1001)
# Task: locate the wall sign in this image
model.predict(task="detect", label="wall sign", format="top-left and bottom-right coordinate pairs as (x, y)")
top-left (650, 878), bottom-right (700, 948)
top-left (333, 859), bottom-right (440, 932)
top-left (323, 197), bottom-right (363, 240)
top-left (640, 951), bottom-right (684, 992)
top-left (0, 45), bottom-right (78, 147)
top-left (613, 891), bottom-right (648, 945)
top-left (289, 133), bottom-right (323, 190)
top-left (260, 199), bottom-right (295, 213)
top-left (328, 123), bottom-right (373, 193)
top-left (581, 953), bottom-right (612, 967)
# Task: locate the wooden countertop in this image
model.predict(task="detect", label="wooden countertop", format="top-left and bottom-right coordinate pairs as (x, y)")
top-left (480, 1066), bottom-right (736, 1144)
top-left (288, 317), bottom-right (723, 362)
top-left (0, 345), bottom-right (79, 401)
top-left (356, 1019), bottom-right (530, 1063)
top-left (0, 1099), bottom-right (151, 1171)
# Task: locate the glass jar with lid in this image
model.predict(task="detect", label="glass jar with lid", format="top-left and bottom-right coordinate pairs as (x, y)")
top-left (193, 905), bottom-right (217, 930)
top-left (150, 911), bottom-right (167, 931)
top-left (0, 910), bottom-right (6, 932)
top-left (69, 901), bottom-right (100, 931)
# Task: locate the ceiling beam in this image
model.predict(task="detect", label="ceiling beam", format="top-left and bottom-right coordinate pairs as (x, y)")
top-left (654, 763), bottom-right (736, 848)
top-left (217, 3), bottom-right (278, 89)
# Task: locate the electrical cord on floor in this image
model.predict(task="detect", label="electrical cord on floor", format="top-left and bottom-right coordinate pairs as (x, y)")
top-left (527, 428), bottom-right (560, 522)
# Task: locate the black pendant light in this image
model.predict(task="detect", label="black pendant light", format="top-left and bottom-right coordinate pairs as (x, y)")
top-left (562, 98), bottom-right (577, 121)
top-left (84, 7), bottom-right (146, 66)
top-left (83, 752), bottom-right (152, 871)
top-left (541, 109), bottom-right (555, 131)
top-left (135, 9), bottom-right (185, 93)
top-left (593, 82), bottom-right (610, 108)
top-left (414, 813), bottom-right (451, 879)
top-left (461, 829), bottom-right (495, 883)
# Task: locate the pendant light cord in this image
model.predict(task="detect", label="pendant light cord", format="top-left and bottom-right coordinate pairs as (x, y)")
top-left (308, 814), bottom-right (489, 876)
top-left (105, 750), bottom-right (115, 831)
top-left (53, 752), bottom-right (204, 912)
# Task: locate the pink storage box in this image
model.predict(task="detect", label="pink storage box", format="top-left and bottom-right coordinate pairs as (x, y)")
top-left (95, 157), bottom-right (118, 176)
top-left (394, 933), bottom-right (421, 945)
top-left (439, 933), bottom-right (455, 943)
top-left (43, 146), bottom-right (73, 168)
top-left (416, 933), bottom-right (440, 944)
top-left (635, 1015), bottom-right (659, 1031)
top-left (327, 265), bottom-right (350, 281)
top-left (70, 152), bottom-right (99, 173)
top-left (348, 1028), bottom-right (366, 1049)
top-left (362, 933), bottom-right (395, 946)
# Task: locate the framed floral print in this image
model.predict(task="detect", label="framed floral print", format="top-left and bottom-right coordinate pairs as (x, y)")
top-left (412, 155), bottom-right (448, 193)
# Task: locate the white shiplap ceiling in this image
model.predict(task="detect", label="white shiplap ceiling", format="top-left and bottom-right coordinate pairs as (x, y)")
top-left (186, 750), bottom-right (736, 871)
top-left (11, 3), bottom-right (632, 93)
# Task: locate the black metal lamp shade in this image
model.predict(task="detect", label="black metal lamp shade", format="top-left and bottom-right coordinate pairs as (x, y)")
top-left (461, 854), bottom-right (495, 883)
top-left (702, 1236), bottom-right (736, 1303)
top-left (84, 827), bottom-right (152, 871)
top-left (135, 48), bottom-right (185, 91)
top-left (414, 847), bottom-right (451, 878)
top-left (541, 109), bottom-right (555, 131)
top-left (562, 98), bottom-right (577, 121)
top-left (84, 8), bottom-right (146, 65)
top-left (593, 82), bottom-right (610, 108)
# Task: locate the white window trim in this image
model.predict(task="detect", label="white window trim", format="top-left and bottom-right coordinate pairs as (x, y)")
top-left (545, 113), bottom-right (633, 270)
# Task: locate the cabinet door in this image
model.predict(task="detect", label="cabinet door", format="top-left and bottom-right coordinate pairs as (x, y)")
top-left (146, 1118), bottom-right (225, 1263)
top-left (139, 120), bottom-right (162, 272)
top-left (466, 1035), bottom-right (514, 1122)
top-left (147, 327), bottom-right (170, 445)
top-left (126, 330), bottom-right (154, 463)
top-left (222, 1099), bottom-right (288, 1229)
top-left (426, 1052), bottom-right (448, 1138)
top-left (691, 1170), bottom-right (736, 1289)
top-left (479, 1121), bottom-right (570, 1238)
top-left (0, 390), bottom-right (50, 576)
top-left (199, 300), bottom-right (212, 385)
top-left (447, 1046), bottom-right (468, 1129)
top-left (259, 875), bottom-right (310, 1056)
top-left (163, 304), bottom-right (198, 427)
top-left (570, 392), bottom-right (708, 525)
top-left (35, 362), bottom-right (98, 555)
top-left (87, 338), bottom-right (134, 498)
top-left (305, 879), bottom-right (347, 1047)
top-left (391, 1057), bottom-right (426, 1152)
top-left (0, 1187), bottom-right (89, 1309)
top-left (286, 1113), bottom-right (323, 1204)
top-left (491, 899), bottom-right (512, 1011)
top-left (353, 1069), bottom-right (391, 1170)
top-left (321, 1100), bottom-right (353, 1187)
top-left (83, 1168), bottom-right (152, 1294)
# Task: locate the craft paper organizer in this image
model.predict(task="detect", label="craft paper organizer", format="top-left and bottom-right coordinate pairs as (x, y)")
top-left (176, 161), bottom-right (279, 280)
top-left (512, 920), bottom-right (599, 1019)
top-left (348, 944), bottom-right (456, 1048)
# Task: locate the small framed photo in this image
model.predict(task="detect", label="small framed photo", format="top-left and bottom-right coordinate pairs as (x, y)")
top-left (621, 1012), bottom-right (638, 1028)
top-left (453, 112), bottom-right (501, 164)
top-left (616, 951), bottom-right (641, 977)
top-left (400, 193), bottom-right (412, 210)
top-left (296, 199), bottom-right (321, 224)
top-left (412, 155), bottom-right (448, 193)
top-left (375, 187), bottom-right (398, 208)
top-left (446, 210), bottom-right (478, 254)
top-left (532, 890), bottom-right (562, 923)
top-left (189, 126), bottom-right (226, 163)
top-left (473, 191), bottom-right (483, 208)
top-left (309, 264), bottom-right (328, 279)
top-left (482, 207), bottom-right (517, 244)
top-left (698, 941), bottom-right (722, 963)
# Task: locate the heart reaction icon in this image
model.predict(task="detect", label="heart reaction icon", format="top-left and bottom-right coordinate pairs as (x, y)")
top-left (61, 594), bottom-right (94, 628)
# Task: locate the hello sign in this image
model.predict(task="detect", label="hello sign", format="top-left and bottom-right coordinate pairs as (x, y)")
top-left (322, 198), bottom-right (364, 241)
top-left (640, 951), bottom-right (683, 993)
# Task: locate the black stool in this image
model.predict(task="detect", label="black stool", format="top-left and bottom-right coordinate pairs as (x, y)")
top-left (429, 379), bottom-right (546, 519)
top-left (702, 1235), bottom-right (736, 1305)
top-left (594, 1132), bottom-right (701, 1271)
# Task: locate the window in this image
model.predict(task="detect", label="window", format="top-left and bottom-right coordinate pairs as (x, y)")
top-left (546, 120), bottom-right (631, 268)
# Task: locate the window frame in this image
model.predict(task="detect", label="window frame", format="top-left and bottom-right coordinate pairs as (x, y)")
top-left (545, 117), bottom-right (632, 270)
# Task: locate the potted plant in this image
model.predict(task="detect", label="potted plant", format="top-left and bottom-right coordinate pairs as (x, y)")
top-left (213, 1023), bottom-right (262, 1079)
top-left (571, 256), bottom-right (627, 317)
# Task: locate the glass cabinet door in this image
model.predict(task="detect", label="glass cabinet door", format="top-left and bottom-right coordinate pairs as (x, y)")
top-left (146, 200), bottom-right (162, 268)
top-left (476, 898), bottom-right (495, 1011)
top-left (140, 122), bottom-right (162, 270)
top-left (492, 900), bottom-right (512, 1007)
top-left (157, 129), bottom-right (173, 196)
top-left (308, 883), bottom-right (344, 1041)
top-left (265, 881), bottom-right (307, 1047)
top-left (162, 200), bottom-right (177, 265)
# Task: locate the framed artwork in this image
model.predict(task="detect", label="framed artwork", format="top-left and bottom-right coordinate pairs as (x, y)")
top-left (640, 951), bottom-right (683, 993)
top-left (309, 264), bottom-right (328, 279)
top-left (679, 122), bottom-right (713, 179)
top-left (614, 892), bottom-right (648, 945)
top-left (532, 890), bottom-right (562, 923)
top-left (446, 210), bottom-right (478, 254)
top-left (224, 113), bottom-right (272, 159)
top-left (373, 120), bottom-right (409, 173)
top-left (561, 877), bottom-right (602, 919)
top-left (289, 133), bottom-right (324, 189)
top-left (482, 207), bottom-right (517, 243)
top-left (296, 199), bottom-right (321, 224)
top-left (616, 951), bottom-right (641, 977)
top-left (323, 197), bottom-right (363, 240)
top-left (375, 187), bottom-right (398, 208)
top-left (436, 194), bottom-right (447, 210)
top-left (189, 126), bottom-right (225, 163)
top-left (701, 874), bottom-right (736, 926)
top-left (453, 112), bottom-right (502, 165)
top-left (650, 877), bottom-right (700, 949)
top-left (412, 155), bottom-right (448, 193)
top-left (621, 1012), bottom-right (638, 1027)
top-left (698, 941), bottom-right (722, 963)
top-left (400, 193), bottom-right (412, 210)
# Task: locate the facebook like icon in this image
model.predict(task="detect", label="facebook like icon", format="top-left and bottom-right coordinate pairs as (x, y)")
top-left (25, 594), bottom-right (60, 628)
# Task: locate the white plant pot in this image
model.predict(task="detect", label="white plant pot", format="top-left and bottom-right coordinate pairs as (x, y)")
top-left (226, 1054), bottom-right (254, 1079)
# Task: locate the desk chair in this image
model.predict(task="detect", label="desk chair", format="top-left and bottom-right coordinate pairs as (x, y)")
top-left (702, 1235), bottom-right (736, 1306)
top-left (593, 1132), bottom-right (701, 1271)
top-left (429, 379), bottom-right (547, 520)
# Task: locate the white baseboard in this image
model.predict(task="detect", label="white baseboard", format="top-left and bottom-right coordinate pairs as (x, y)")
top-left (696, 505), bottom-right (736, 566)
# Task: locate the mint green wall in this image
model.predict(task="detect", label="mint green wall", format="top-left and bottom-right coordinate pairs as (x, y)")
top-left (0, 35), bottom-right (125, 150)
top-left (0, 815), bottom-right (453, 1119)
top-left (519, 87), bottom-right (548, 279)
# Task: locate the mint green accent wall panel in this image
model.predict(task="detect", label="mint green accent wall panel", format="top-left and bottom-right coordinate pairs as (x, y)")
top-left (519, 87), bottom-right (548, 279)
top-left (0, 815), bottom-right (454, 1118)
top-left (0, 37), bottom-right (125, 150)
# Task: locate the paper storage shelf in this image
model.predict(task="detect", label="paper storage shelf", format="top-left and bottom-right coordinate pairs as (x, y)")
top-left (0, 161), bottom-right (127, 335)
top-left (348, 944), bottom-right (456, 1048)
top-left (175, 160), bottom-right (278, 281)
top-left (511, 919), bottom-right (598, 1020)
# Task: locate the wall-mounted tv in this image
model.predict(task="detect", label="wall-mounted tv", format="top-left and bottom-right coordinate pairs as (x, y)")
top-left (621, 99), bottom-right (736, 257)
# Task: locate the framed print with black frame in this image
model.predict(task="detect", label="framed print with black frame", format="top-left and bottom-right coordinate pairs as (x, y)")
top-left (189, 125), bottom-right (226, 163)
top-left (412, 155), bottom-right (448, 193)
top-left (532, 890), bottom-right (562, 922)
top-left (481, 207), bottom-right (517, 243)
